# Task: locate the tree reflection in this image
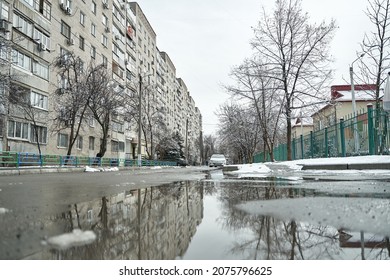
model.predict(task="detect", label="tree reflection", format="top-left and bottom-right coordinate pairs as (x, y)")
top-left (216, 181), bottom-right (389, 260)
top-left (42, 181), bottom-right (204, 260)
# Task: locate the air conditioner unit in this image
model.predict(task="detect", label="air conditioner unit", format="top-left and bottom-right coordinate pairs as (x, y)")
top-left (114, 35), bottom-right (120, 40)
top-left (121, 4), bottom-right (125, 10)
top-left (103, 3), bottom-right (109, 9)
top-left (66, 7), bottom-right (72, 15)
top-left (0, 20), bottom-right (9, 32)
top-left (105, 26), bottom-right (110, 33)
top-left (60, 3), bottom-right (66, 11)
top-left (124, 60), bottom-right (128, 65)
top-left (67, 38), bottom-right (74, 45)
top-left (38, 42), bottom-right (47, 51)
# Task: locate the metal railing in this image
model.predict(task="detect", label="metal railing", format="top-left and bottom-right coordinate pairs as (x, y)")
top-left (0, 151), bottom-right (177, 168)
top-left (254, 105), bottom-right (390, 162)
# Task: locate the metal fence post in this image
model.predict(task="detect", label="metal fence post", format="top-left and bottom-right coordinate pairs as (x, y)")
top-left (340, 118), bottom-right (346, 157)
top-left (310, 131), bottom-right (314, 158)
top-left (325, 127), bottom-right (329, 158)
top-left (292, 138), bottom-right (296, 160)
top-left (367, 104), bottom-right (375, 155)
top-left (300, 134), bottom-right (304, 159)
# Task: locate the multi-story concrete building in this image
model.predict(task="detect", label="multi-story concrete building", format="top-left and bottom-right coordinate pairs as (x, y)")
top-left (0, 0), bottom-right (202, 164)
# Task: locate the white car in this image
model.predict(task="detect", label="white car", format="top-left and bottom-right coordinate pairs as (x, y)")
top-left (209, 154), bottom-right (226, 167)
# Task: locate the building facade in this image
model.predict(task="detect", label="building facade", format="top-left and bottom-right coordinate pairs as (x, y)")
top-left (0, 0), bottom-right (202, 164)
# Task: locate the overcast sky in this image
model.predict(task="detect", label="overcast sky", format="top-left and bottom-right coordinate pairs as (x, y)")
top-left (134, 0), bottom-right (372, 135)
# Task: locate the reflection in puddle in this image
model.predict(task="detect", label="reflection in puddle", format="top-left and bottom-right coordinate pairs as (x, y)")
top-left (1, 176), bottom-right (389, 260)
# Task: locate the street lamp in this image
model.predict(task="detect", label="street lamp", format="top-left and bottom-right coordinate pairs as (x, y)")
top-left (137, 73), bottom-right (142, 167)
top-left (349, 53), bottom-right (365, 153)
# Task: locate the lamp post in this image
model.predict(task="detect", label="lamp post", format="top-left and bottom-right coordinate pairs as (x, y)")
top-left (349, 53), bottom-right (365, 154)
top-left (137, 73), bottom-right (142, 167)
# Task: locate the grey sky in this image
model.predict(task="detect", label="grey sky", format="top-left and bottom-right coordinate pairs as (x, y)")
top-left (135, 0), bottom-right (372, 135)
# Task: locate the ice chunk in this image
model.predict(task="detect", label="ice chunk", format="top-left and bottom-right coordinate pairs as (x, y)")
top-left (47, 229), bottom-right (97, 250)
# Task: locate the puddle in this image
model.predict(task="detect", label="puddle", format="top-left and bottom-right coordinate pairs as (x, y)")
top-left (1, 176), bottom-right (389, 260)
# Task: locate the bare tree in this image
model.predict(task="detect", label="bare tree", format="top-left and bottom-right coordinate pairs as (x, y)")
top-left (358, 0), bottom-right (390, 108)
top-left (87, 66), bottom-right (125, 158)
top-left (217, 102), bottom-right (260, 164)
top-left (52, 52), bottom-right (92, 156)
top-left (251, 0), bottom-right (336, 160)
top-left (127, 74), bottom-right (167, 160)
top-left (203, 134), bottom-right (217, 164)
top-left (226, 59), bottom-right (285, 161)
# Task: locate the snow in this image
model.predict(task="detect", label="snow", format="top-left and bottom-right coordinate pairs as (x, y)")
top-left (225, 156), bottom-right (390, 178)
top-left (45, 229), bottom-right (97, 250)
top-left (84, 166), bottom-right (119, 172)
top-left (0, 208), bottom-right (10, 214)
top-left (236, 197), bottom-right (390, 236)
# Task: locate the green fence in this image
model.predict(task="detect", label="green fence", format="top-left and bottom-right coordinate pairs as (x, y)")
top-left (254, 105), bottom-right (390, 162)
top-left (0, 151), bottom-right (176, 168)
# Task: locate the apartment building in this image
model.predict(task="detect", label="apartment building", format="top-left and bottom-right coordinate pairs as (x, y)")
top-left (0, 0), bottom-right (202, 164)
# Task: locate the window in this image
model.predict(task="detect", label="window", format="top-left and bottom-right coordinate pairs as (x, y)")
top-left (31, 125), bottom-right (47, 144)
top-left (76, 136), bottom-right (83, 150)
top-left (33, 61), bottom-right (49, 80)
top-left (1, 2), bottom-right (9, 20)
top-left (91, 1), bottom-right (96, 14)
top-left (13, 14), bottom-right (33, 37)
top-left (80, 11), bottom-right (85, 26)
top-left (91, 23), bottom-right (96, 36)
top-left (33, 29), bottom-right (51, 50)
top-left (111, 140), bottom-right (124, 152)
top-left (89, 136), bottom-right (95, 150)
top-left (39, 0), bottom-right (51, 20)
top-left (30, 91), bottom-right (48, 110)
top-left (61, 20), bottom-right (71, 39)
top-left (12, 49), bottom-right (31, 71)
top-left (79, 36), bottom-right (85, 50)
top-left (102, 55), bottom-right (107, 68)
top-left (102, 14), bottom-right (108, 26)
top-left (91, 46), bottom-right (96, 59)
top-left (112, 121), bottom-right (124, 132)
top-left (102, 34), bottom-right (108, 47)
top-left (57, 133), bottom-right (69, 148)
top-left (112, 62), bottom-right (123, 78)
top-left (8, 120), bottom-right (29, 140)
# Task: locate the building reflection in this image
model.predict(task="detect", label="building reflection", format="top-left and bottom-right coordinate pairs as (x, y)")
top-left (43, 181), bottom-right (203, 260)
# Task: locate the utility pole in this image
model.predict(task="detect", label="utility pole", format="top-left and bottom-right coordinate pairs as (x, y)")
top-left (138, 73), bottom-right (142, 167)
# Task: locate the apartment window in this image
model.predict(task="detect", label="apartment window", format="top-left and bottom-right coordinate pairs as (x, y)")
top-left (80, 11), bottom-right (85, 26)
top-left (61, 20), bottom-right (71, 39)
top-left (39, 0), bottom-right (51, 20)
top-left (91, 1), bottom-right (96, 14)
top-left (79, 36), bottom-right (85, 50)
top-left (102, 55), bottom-right (107, 68)
top-left (101, 34), bottom-right (108, 47)
top-left (1, 2), bottom-right (9, 20)
top-left (13, 14), bottom-right (33, 37)
top-left (91, 23), bottom-right (96, 36)
top-left (112, 121), bottom-right (124, 133)
top-left (57, 133), bottom-right (69, 148)
top-left (12, 49), bottom-right (31, 71)
top-left (31, 91), bottom-right (48, 110)
top-left (112, 62), bottom-right (123, 78)
top-left (76, 136), bottom-right (83, 150)
top-left (102, 14), bottom-right (108, 26)
top-left (8, 120), bottom-right (29, 140)
top-left (111, 140), bottom-right (124, 152)
top-left (31, 125), bottom-right (47, 144)
top-left (89, 136), bottom-right (95, 150)
top-left (33, 29), bottom-right (51, 50)
top-left (91, 46), bottom-right (96, 59)
top-left (33, 61), bottom-right (49, 80)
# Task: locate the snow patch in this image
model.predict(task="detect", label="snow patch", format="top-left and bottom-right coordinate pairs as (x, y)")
top-left (84, 166), bottom-right (119, 172)
top-left (0, 208), bottom-right (10, 214)
top-left (46, 229), bottom-right (97, 250)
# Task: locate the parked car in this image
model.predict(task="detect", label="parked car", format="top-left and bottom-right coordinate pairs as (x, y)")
top-left (176, 158), bottom-right (188, 166)
top-left (208, 154), bottom-right (226, 167)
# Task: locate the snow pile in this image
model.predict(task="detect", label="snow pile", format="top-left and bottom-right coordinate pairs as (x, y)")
top-left (236, 197), bottom-right (390, 236)
top-left (46, 229), bottom-right (97, 250)
top-left (0, 208), bottom-right (10, 214)
top-left (84, 166), bottom-right (119, 172)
